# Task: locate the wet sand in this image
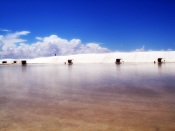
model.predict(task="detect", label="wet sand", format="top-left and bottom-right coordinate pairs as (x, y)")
top-left (0, 64), bottom-right (175, 131)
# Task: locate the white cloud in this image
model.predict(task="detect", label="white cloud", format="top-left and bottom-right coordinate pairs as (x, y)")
top-left (2, 31), bottom-right (30, 44)
top-left (0, 31), bottom-right (110, 58)
top-left (36, 37), bottom-right (42, 40)
top-left (135, 45), bottom-right (145, 52)
top-left (0, 29), bottom-right (11, 32)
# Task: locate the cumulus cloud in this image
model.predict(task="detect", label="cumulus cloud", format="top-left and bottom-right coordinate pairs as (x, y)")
top-left (0, 30), bottom-right (110, 58)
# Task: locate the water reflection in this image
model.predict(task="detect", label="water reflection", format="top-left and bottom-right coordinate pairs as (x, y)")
top-left (158, 62), bottom-right (163, 68)
top-left (0, 64), bottom-right (175, 131)
top-left (21, 64), bottom-right (27, 72)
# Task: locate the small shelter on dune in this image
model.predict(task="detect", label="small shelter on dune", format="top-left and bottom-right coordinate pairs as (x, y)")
top-left (157, 58), bottom-right (165, 63)
top-left (115, 58), bottom-right (123, 64)
top-left (21, 60), bottom-right (27, 65)
top-left (2, 61), bottom-right (7, 64)
top-left (68, 59), bottom-right (73, 65)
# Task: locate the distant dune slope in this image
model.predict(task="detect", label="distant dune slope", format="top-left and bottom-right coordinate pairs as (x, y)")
top-left (0, 51), bottom-right (175, 64)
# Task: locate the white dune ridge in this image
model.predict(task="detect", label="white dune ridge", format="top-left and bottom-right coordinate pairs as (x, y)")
top-left (0, 51), bottom-right (175, 64)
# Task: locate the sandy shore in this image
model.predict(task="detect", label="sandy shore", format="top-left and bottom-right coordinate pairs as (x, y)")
top-left (1, 85), bottom-right (175, 131)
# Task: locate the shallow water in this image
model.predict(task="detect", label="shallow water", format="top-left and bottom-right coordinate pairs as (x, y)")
top-left (0, 63), bottom-right (175, 131)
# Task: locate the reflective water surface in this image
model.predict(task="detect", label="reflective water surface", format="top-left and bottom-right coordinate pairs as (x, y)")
top-left (0, 63), bottom-right (175, 131)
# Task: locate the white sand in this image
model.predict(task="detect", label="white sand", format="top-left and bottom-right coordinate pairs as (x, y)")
top-left (0, 51), bottom-right (175, 64)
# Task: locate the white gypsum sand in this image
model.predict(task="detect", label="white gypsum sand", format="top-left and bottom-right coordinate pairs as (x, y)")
top-left (0, 51), bottom-right (175, 64)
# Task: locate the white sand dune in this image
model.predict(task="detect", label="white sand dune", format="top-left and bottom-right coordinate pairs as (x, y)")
top-left (0, 51), bottom-right (175, 64)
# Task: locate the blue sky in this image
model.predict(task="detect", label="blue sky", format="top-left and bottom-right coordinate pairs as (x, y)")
top-left (0, 0), bottom-right (175, 58)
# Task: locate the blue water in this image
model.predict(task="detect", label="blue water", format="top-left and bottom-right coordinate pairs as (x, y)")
top-left (0, 63), bottom-right (175, 107)
top-left (0, 63), bottom-right (175, 131)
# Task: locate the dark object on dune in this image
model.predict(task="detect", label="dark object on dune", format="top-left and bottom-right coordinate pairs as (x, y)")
top-left (157, 58), bottom-right (165, 63)
top-left (21, 60), bottom-right (27, 65)
top-left (13, 61), bottom-right (17, 64)
top-left (68, 60), bottom-right (73, 65)
top-left (2, 61), bottom-right (7, 64)
top-left (115, 59), bottom-right (122, 64)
